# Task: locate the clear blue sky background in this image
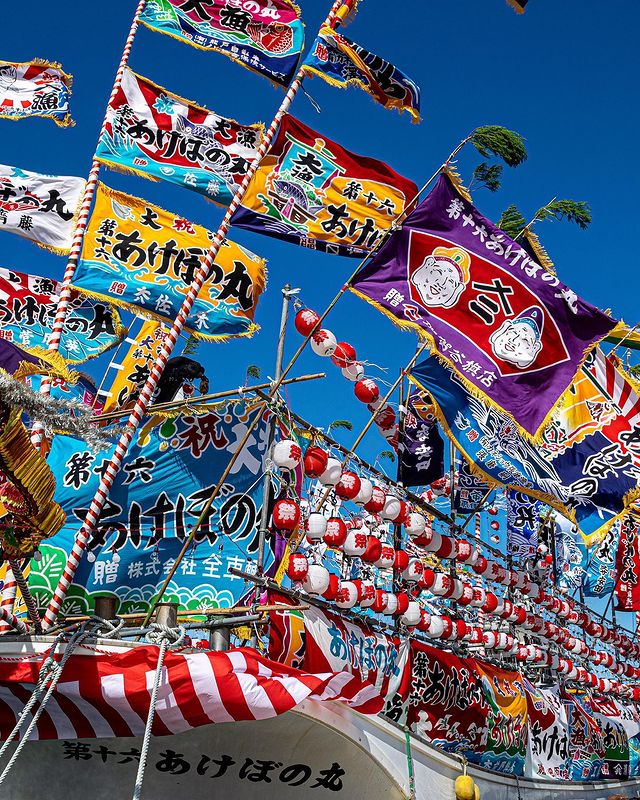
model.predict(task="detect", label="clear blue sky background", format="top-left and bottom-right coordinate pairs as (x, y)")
top-left (3, 1), bottom-right (639, 624)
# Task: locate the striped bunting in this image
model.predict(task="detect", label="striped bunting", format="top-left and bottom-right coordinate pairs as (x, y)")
top-left (0, 646), bottom-right (383, 740)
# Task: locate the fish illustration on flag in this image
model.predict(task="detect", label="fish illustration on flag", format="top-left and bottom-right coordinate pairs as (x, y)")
top-left (0, 60), bottom-right (73, 126)
top-left (302, 26), bottom-right (421, 121)
top-left (352, 173), bottom-right (616, 437)
top-left (96, 68), bottom-right (263, 205)
top-left (230, 114), bottom-right (417, 256)
top-left (0, 165), bottom-right (85, 254)
top-left (72, 184), bottom-right (266, 340)
top-left (140, 0), bottom-right (305, 87)
top-left (0, 267), bottom-right (124, 363)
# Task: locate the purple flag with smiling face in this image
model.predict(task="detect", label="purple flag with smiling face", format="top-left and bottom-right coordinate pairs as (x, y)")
top-left (350, 174), bottom-right (616, 439)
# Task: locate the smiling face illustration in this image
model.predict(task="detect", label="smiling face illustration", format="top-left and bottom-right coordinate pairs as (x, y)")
top-left (489, 307), bottom-right (544, 369)
top-left (410, 253), bottom-right (467, 309)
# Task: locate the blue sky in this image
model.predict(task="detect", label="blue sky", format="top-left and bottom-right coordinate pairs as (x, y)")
top-left (3, 1), bottom-right (639, 626)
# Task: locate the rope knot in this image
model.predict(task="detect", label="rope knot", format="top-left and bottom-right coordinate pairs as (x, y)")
top-left (146, 623), bottom-right (186, 648)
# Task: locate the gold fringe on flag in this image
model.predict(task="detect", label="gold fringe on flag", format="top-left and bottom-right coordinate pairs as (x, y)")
top-left (506, 0), bottom-right (527, 13)
top-left (442, 164), bottom-right (472, 203)
top-left (523, 229), bottom-right (556, 274)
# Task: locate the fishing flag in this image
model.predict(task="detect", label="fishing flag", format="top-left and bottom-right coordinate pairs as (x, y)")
top-left (0, 165), bottom-right (85, 254)
top-left (26, 373), bottom-right (101, 413)
top-left (100, 320), bottom-right (168, 413)
top-left (589, 697), bottom-right (630, 779)
top-left (230, 114), bottom-right (417, 256)
top-left (351, 174), bottom-right (616, 438)
top-left (0, 267), bottom-right (124, 363)
top-left (583, 520), bottom-right (620, 597)
top-left (302, 27), bottom-right (420, 121)
top-left (398, 389), bottom-right (444, 487)
top-left (524, 681), bottom-right (570, 780)
top-left (140, 0), bottom-right (305, 87)
top-left (31, 402), bottom-right (276, 616)
top-left (72, 183), bottom-right (266, 340)
top-left (555, 514), bottom-right (587, 591)
top-left (0, 60), bottom-right (72, 126)
top-left (615, 512), bottom-right (640, 611)
top-left (506, 489), bottom-right (540, 560)
top-left (95, 68), bottom-right (263, 205)
top-left (565, 693), bottom-right (605, 780)
top-left (455, 459), bottom-right (491, 514)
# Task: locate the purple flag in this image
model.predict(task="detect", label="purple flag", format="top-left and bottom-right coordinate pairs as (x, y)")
top-left (398, 390), bottom-right (444, 487)
top-left (350, 174), bottom-right (616, 438)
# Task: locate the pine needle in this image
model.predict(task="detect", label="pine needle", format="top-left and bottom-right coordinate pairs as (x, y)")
top-left (470, 162), bottom-right (503, 192)
top-left (470, 126), bottom-right (527, 167)
top-left (246, 364), bottom-right (261, 380)
top-left (182, 334), bottom-right (200, 356)
top-left (535, 199), bottom-right (592, 229)
top-left (328, 419), bottom-right (352, 432)
top-left (379, 449), bottom-right (396, 463)
top-left (498, 204), bottom-right (527, 238)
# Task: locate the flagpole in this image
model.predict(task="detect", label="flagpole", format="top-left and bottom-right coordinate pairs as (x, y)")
top-left (41, 0), bottom-right (350, 630)
top-left (31, 0), bottom-right (148, 446)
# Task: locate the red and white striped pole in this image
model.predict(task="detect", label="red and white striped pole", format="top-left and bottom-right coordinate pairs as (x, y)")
top-left (31, 0), bottom-right (148, 445)
top-left (42, 0), bottom-right (347, 629)
top-left (0, 565), bottom-right (17, 634)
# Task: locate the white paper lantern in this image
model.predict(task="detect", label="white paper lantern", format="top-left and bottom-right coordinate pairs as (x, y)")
top-left (427, 616), bottom-right (445, 638)
top-left (423, 530), bottom-right (442, 553)
top-left (342, 530), bottom-right (368, 557)
top-left (375, 544), bottom-right (395, 569)
top-left (310, 329), bottom-right (337, 357)
top-left (470, 587), bottom-right (486, 607)
top-left (430, 573), bottom-right (451, 597)
top-left (354, 477), bottom-right (373, 506)
top-left (380, 494), bottom-right (401, 521)
top-left (405, 512), bottom-right (427, 538)
top-left (358, 580), bottom-right (377, 608)
top-left (335, 581), bottom-right (359, 609)
top-left (342, 362), bottom-right (365, 381)
top-left (272, 439), bottom-right (302, 470)
top-left (401, 601), bottom-right (421, 627)
top-left (318, 457), bottom-right (342, 486)
top-left (448, 579), bottom-right (464, 600)
top-left (302, 565), bottom-right (330, 596)
top-left (402, 558), bottom-right (424, 583)
top-left (383, 593), bottom-right (398, 616)
top-left (305, 513), bottom-right (328, 541)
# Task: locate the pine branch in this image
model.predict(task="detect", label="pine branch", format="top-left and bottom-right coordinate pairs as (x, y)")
top-left (379, 449), bottom-right (396, 463)
top-left (498, 204), bottom-right (527, 239)
top-left (182, 334), bottom-right (200, 357)
top-left (328, 419), bottom-right (352, 433)
top-left (535, 199), bottom-right (592, 229)
top-left (246, 364), bottom-right (261, 380)
top-left (470, 126), bottom-right (527, 167)
top-left (469, 162), bottom-right (503, 192)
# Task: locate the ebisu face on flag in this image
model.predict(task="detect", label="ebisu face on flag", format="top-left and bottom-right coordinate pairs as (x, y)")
top-left (230, 114), bottom-right (417, 257)
top-left (0, 59), bottom-right (73, 126)
top-left (0, 164), bottom-right (85, 254)
top-left (140, 0), bottom-right (305, 87)
top-left (351, 174), bottom-right (616, 437)
top-left (0, 267), bottom-right (124, 363)
top-left (409, 351), bottom-right (640, 539)
top-left (72, 184), bottom-right (266, 340)
top-left (302, 26), bottom-right (421, 122)
top-left (95, 68), bottom-right (263, 205)
top-left (30, 402), bottom-right (276, 616)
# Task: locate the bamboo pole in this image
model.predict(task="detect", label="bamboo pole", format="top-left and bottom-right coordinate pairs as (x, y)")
top-left (41, 0), bottom-right (348, 631)
top-left (32, 0), bottom-right (149, 446)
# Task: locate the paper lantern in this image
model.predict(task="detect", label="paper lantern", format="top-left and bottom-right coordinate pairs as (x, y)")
top-left (422, 530), bottom-right (442, 553)
top-left (418, 610), bottom-right (431, 632)
top-left (446, 579), bottom-right (464, 600)
top-left (372, 404), bottom-right (395, 429)
top-left (401, 601), bottom-right (421, 627)
top-left (375, 544), bottom-right (395, 569)
top-left (303, 446), bottom-right (328, 478)
top-left (286, 553), bottom-right (308, 582)
top-left (371, 589), bottom-right (389, 614)
top-left (342, 361), bottom-right (365, 381)
top-left (352, 478), bottom-right (373, 506)
top-left (318, 457), bottom-right (343, 486)
top-left (455, 539), bottom-right (474, 562)
top-left (381, 495), bottom-right (401, 521)
top-left (402, 558), bottom-right (424, 583)
top-left (354, 378), bottom-right (379, 404)
top-left (483, 631), bottom-right (498, 649)
top-left (458, 583), bottom-right (475, 606)
top-left (335, 581), bottom-right (359, 609)
top-left (331, 342), bottom-right (357, 369)
top-left (393, 549), bottom-right (409, 572)
top-left (405, 512), bottom-right (427, 538)
top-left (420, 568), bottom-right (435, 591)
top-left (380, 424), bottom-right (397, 442)
top-left (357, 580), bottom-right (376, 607)
top-left (302, 565), bottom-right (330, 595)
top-left (364, 486), bottom-right (385, 513)
top-left (490, 520), bottom-right (500, 531)
top-left (440, 617), bottom-right (454, 639)
top-left (482, 592), bottom-right (499, 613)
top-left (305, 513), bottom-right (328, 541)
top-left (427, 616), bottom-right (445, 638)
top-left (435, 536), bottom-right (454, 560)
top-left (294, 308), bottom-right (320, 336)
top-left (310, 329), bottom-right (337, 357)
top-left (383, 593), bottom-right (398, 616)
top-left (470, 587), bottom-right (486, 607)
top-left (487, 506), bottom-right (498, 516)
top-left (394, 592), bottom-right (410, 616)
top-left (321, 573), bottom-right (340, 601)
top-left (430, 477), bottom-right (448, 497)
top-left (323, 517), bottom-right (348, 547)
top-left (431, 573), bottom-right (452, 597)
top-left (473, 556), bottom-right (488, 574)
top-left (342, 530), bottom-right (368, 557)
top-left (272, 439), bottom-right (302, 470)
top-left (335, 470), bottom-right (361, 500)
top-left (272, 499), bottom-right (301, 532)
top-left (361, 536), bottom-right (382, 563)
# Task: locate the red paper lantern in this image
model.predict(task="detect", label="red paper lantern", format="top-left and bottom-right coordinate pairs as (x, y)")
top-left (394, 592), bottom-right (410, 616)
top-left (473, 555), bottom-right (488, 574)
top-left (371, 589), bottom-right (389, 614)
top-left (393, 549), bottom-right (409, 572)
top-left (435, 536), bottom-right (454, 559)
top-left (487, 506), bottom-right (498, 516)
top-left (482, 592), bottom-right (499, 613)
top-left (322, 573), bottom-right (340, 601)
top-left (286, 553), bottom-right (309, 581)
top-left (294, 308), bottom-right (320, 336)
top-left (323, 517), bottom-right (348, 547)
top-left (361, 536), bottom-right (382, 563)
top-left (354, 378), bottom-right (379, 404)
top-left (331, 342), bottom-right (357, 368)
top-left (364, 486), bottom-right (385, 513)
top-left (335, 470), bottom-right (361, 501)
top-left (392, 500), bottom-right (409, 525)
top-left (272, 499), bottom-right (301, 532)
top-left (420, 568), bottom-right (435, 590)
top-left (303, 446), bottom-right (328, 478)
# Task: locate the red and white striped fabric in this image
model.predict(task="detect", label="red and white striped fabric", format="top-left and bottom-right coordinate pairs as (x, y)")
top-left (590, 349), bottom-right (640, 421)
top-left (0, 645), bottom-right (383, 741)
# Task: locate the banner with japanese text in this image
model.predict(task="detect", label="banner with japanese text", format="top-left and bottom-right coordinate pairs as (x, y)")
top-left (524, 681), bottom-right (570, 780)
top-left (72, 183), bottom-right (266, 340)
top-left (269, 598), bottom-right (410, 721)
top-left (583, 519), bottom-right (620, 597)
top-left (0, 164), bottom-right (85, 254)
top-left (398, 389), bottom-right (444, 487)
top-left (302, 27), bottom-right (420, 121)
top-left (0, 266), bottom-right (124, 363)
top-left (0, 60), bottom-right (72, 126)
top-left (555, 514), bottom-right (587, 591)
top-left (96, 68), bottom-right (262, 205)
top-left (589, 696), bottom-right (630, 780)
top-left (410, 353), bottom-right (638, 539)
top-left (230, 114), bottom-right (417, 257)
top-left (455, 459), bottom-right (491, 514)
top-left (507, 489), bottom-right (540, 560)
top-left (472, 660), bottom-right (527, 775)
top-left (140, 0), bottom-right (304, 86)
top-left (29, 401), bottom-right (274, 616)
top-left (351, 174), bottom-right (616, 438)
top-left (615, 512), bottom-right (640, 610)
top-left (565, 692), bottom-right (605, 780)
top-left (407, 640), bottom-right (489, 760)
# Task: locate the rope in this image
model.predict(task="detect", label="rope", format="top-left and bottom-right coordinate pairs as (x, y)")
top-left (132, 625), bottom-right (186, 800)
top-left (403, 727), bottom-right (416, 800)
